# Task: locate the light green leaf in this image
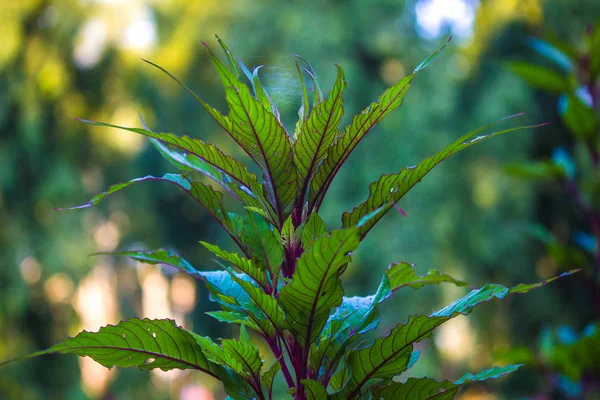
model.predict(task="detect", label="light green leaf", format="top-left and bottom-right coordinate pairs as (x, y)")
top-left (342, 115), bottom-right (541, 240)
top-left (370, 364), bottom-right (522, 399)
top-left (216, 35), bottom-right (240, 77)
top-left (141, 59), bottom-right (235, 142)
top-left (92, 248), bottom-right (199, 276)
top-left (278, 228), bottom-right (360, 350)
top-left (200, 241), bottom-right (270, 291)
top-left (310, 275), bottom-right (391, 381)
top-left (58, 173), bottom-right (241, 248)
top-left (147, 131), bottom-right (275, 224)
top-left (58, 173), bottom-right (190, 210)
top-left (385, 262), bottom-right (470, 291)
top-left (262, 359), bottom-right (281, 400)
top-left (294, 65), bottom-right (346, 207)
top-left (78, 119), bottom-right (276, 224)
top-left (301, 213), bottom-right (328, 250)
top-left (79, 121), bottom-right (259, 194)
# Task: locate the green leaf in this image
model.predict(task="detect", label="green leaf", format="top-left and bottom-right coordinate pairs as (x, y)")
top-left (294, 59), bottom-right (311, 129)
top-left (200, 241), bottom-right (270, 291)
top-left (302, 379), bottom-right (328, 400)
top-left (527, 37), bottom-right (575, 72)
top-left (196, 270), bottom-right (254, 312)
top-left (508, 61), bottom-right (569, 93)
top-left (559, 94), bottom-right (598, 140)
top-left (342, 115), bottom-right (540, 240)
top-left (294, 65), bottom-right (346, 209)
top-left (140, 59), bottom-right (235, 143)
top-left (145, 126), bottom-right (274, 223)
top-left (58, 173), bottom-right (240, 245)
top-left (77, 119), bottom-right (276, 223)
top-left (229, 271), bottom-right (286, 338)
top-left (58, 173), bottom-right (190, 209)
top-left (504, 160), bottom-right (566, 181)
top-left (262, 360), bottom-right (282, 400)
top-left (240, 213), bottom-right (285, 279)
top-left (591, 21), bottom-right (600, 80)
top-left (309, 73), bottom-right (415, 211)
top-left (301, 212), bottom-right (328, 250)
top-left (370, 364), bottom-right (522, 399)
top-left (333, 273), bottom-right (575, 399)
top-left (0, 318), bottom-right (252, 399)
top-left (92, 248), bottom-right (199, 276)
top-left (310, 274), bottom-right (391, 381)
top-left (216, 34), bottom-right (240, 77)
top-left (221, 337), bottom-right (263, 382)
top-left (278, 228), bottom-right (360, 351)
top-left (309, 40), bottom-right (449, 211)
top-left (385, 262), bottom-right (470, 291)
top-left (224, 76), bottom-right (298, 222)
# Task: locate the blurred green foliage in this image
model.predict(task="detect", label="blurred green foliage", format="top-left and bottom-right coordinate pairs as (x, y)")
top-left (0, 0), bottom-right (598, 399)
top-left (503, 16), bottom-right (600, 400)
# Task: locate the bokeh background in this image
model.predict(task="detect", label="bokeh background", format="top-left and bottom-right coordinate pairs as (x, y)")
top-left (1, 0), bottom-right (599, 399)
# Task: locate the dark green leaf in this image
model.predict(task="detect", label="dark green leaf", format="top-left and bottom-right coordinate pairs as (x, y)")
top-left (240, 213), bottom-right (285, 279)
top-left (508, 61), bottom-right (568, 93)
top-left (504, 161), bottom-right (566, 181)
top-left (558, 94), bottom-right (598, 140)
top-left (279, 228), bottom-right (360, 348)
top-left (0, 318), bottom-right (252, 399)
top-left (224, 79), bottom-right (298, 222)
top-left (302, 379), bottom-right (328, 400)
top-left (294, 66), bottom-right (346, 209)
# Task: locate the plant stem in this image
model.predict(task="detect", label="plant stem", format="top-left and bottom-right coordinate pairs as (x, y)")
top-left (266, 335), bottom-right (295, 389)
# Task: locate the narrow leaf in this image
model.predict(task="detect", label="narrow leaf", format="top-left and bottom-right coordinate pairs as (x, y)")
top-left (294, 66), bottom-right (346, 209)
top-left (200, 241), bottom-right (270, 290)
top-left (508, 61), bottom-right (568, 93)
top-left (309, 40), bottom-right (449, 211)
top-left (262, 360), bottom-right (282, 400)
top-left (342, 116), bottom-right (541, 240)
top-left (370, 364), bottom-right (522, 399)
top-left (93, 248), bottom-right (199, 276)
top-left (386, 262), bottom-right (470, 292)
